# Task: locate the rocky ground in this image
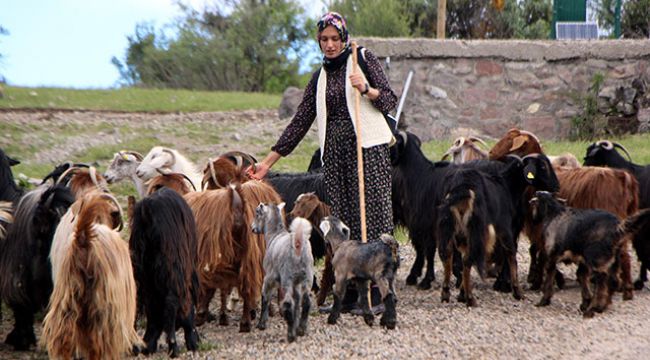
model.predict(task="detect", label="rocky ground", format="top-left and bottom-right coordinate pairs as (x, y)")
top-left (1, 110), bottom-right (649, 359)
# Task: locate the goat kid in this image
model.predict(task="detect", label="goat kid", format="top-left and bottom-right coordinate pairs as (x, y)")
top-left (320, 216), bottom-right (399, 329)
top-left (252, 203), bottom-right (314, 343)
top-left (530, 191), bottom-right (650, 317)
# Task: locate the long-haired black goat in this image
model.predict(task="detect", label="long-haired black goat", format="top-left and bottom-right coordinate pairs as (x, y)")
top-left (530, 191), bottom-right (650, 317)
top-left (0, 184), bottom-right (74, 350)
top-left (130, 186), bottom-right (200, 357)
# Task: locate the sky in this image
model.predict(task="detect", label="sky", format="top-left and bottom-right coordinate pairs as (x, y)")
top-left (0, 0), bottom-right (324, 89)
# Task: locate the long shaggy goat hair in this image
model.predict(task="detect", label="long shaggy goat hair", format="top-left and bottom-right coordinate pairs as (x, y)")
top-left (130, 187), bottom-right (200, 357)
top-left (0, 201), bottom-right (12, 239)
top-left (0, 184), bottom-right (74, 350)
top-left (41, 191), bottom-right (141, 359)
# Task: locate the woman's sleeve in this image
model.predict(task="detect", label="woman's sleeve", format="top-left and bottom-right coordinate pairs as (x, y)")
top-left (271, 71), bottom-right (318, 157)
top-left (364, 49), bottom-right (398, 113)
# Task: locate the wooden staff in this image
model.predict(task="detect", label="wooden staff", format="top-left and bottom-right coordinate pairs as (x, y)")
top-left (351, 41), bottom-right (367, 244)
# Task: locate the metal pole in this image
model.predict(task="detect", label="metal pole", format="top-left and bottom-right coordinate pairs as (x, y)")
top-left (395, 70), bottom-right (414, 124)
top-left (614, 0), bottom-right (622, 38)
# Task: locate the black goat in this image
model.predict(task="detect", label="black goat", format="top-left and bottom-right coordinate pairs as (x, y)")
top-left (438, 154), bottom-right (560, 301)
top-left (266, 171), bottom-right (329, 213)
top-left (0, 184), bottom-right (74, 350)
top-left (390, 131), bottom-right (452, 290)
top-left (130, 187), bottom-right (200, 357)
top-left (40, 161), bottom-right (93, 184)
top-left (583, 140), bottom-right (650, 289)
top-left (0, 148), bottom-right (24, 204)
top-left (531, 191), bottom-right (650, 317)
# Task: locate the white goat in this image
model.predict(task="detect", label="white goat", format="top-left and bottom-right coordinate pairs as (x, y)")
top-left (136, 146), bottom-right (202, 191)
top-left (104, 150), bottom-right (147, 198)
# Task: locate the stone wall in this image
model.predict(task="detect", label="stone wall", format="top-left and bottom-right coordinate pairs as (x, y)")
top-left (356, 39), bottom-right (650, 141)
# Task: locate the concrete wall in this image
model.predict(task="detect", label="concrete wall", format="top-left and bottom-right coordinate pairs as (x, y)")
top-left (358, 38), bottom-right (650, 141)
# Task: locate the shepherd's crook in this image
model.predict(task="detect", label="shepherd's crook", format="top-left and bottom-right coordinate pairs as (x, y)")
top-left (351, 41), bottom-right (367, 244)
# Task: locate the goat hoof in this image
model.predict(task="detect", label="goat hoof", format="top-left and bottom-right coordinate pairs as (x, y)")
top-left (634, 280), bottom-right (645, 290)
top-left (219, 313), bottom-right (229, 326)
top-left (512, 290), bottom-right (524, 301)
top-left (380, 316), bottom-right (396, 330)
top-left (441, 293), bottom-right (450, 303)
top-left (579, 301), bottom-right (590, 312)
top-left (297, 326), bottom-right (306, 336)
top-left (417, 280), bottom-right (432, 290)
top-left (582, 309), bottom-right (595, 318)
top-left (492, 280), bottom-right (511, 293)
top-left (536, 298), bottom-right (550, 307)
top-left (168, 344), bottom-right (180, 358)
top-left (363, 314), bottom-right (375, 326)
top-left (405, 274), bottom-right (418, 286)
top-left (256, 321), bottom-right (267, 331)
top-left (239, 322), bottom-right (252, 333)
top-left (287, 334), bottom-right (296, 343)
top-left (466, 298), bottom-right (477, 307)
top-left (623, 289), bottom-right (634, 301)
top-left (327, 314), bottom-right (338, 325)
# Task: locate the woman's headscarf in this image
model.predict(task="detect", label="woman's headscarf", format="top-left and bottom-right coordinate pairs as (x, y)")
top-left (317, 12), bottom-right (351, 71)
top-left (317, 12), bottom-right (350, 48)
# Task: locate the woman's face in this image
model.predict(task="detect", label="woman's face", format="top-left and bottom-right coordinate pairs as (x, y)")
top-left (319, 25), bottom-right (344, 59)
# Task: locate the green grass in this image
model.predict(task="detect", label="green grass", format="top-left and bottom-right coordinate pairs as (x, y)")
top-left (0, 86), bottom-right (281, 112)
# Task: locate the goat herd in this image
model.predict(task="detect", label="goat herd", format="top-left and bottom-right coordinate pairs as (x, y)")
top-left (0, 127), bottom-right (649, 358)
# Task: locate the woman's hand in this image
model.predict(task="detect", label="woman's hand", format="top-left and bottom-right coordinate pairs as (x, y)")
top-left (349, 73), bottom-right (367, 93)
top-left (247, 162), bottom-right (270, 180)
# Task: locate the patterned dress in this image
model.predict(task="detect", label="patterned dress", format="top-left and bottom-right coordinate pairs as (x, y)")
top-left (272, 49), bottom-right (397, 241)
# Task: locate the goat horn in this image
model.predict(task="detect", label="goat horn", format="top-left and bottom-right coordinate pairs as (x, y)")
top-left (101, 193), bottom-right (124, 232)
top-left (161, 148), bottom-right (177, 167)
top-left (208, 158), bottom-right (224, 189)
top-left (612, 142), bottom-right (633, 162)
top-left (467, 136), bottom-right (488, 148)
top-left (596, 140), bottom-right (613, 150)
top-left (156, 167), bottom-right (172, 175)
top-left (125, 151), bottom-right (144, 161)
top-left (89, 167), bottom-right (99, 188)
top-left (441, 148), bottom-right (454, 161)
top-left (179, 173), bottom-right (198, 192)
top-left (521, 153), bottom-right (541, 161)
top-left (505, 154), bottom-right (523, 163)
top-left (398, 131), bottom-right (408, 146)
top-left (220, 150), bottom-right (258, 173)
top-left (454, 136), bottom-right (465, 147)
top-left (55, 166), bottom-right (81, 186)
top-left (518, 130), bottom-right (541, 144)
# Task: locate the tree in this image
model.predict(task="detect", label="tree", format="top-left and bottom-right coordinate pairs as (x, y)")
top-left (327, 0), bottom-right (413, 37)
top-left (113, 0), bottom-right (311, 92)
top-left (592, 0), bottom-right (650, 38)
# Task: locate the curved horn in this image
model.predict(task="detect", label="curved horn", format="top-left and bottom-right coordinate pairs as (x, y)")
top-left (100, 193), bottom-right (124, 232)
top-left (55, 166), bottom-right (81, 186)
top-left (596, 140), bottom-right (613, 150)
top-left (208, 158), bottom-right (224, 189)
top-left (399, 131), bottom-right (408, 146)
top-left (521, 153), bottom-right (541, 161)
top-left (125, 151), bottom-right (143, 161)
top-left (518, 130), bottom-right (541, 144)
top-left (467, 136), bottom-right (488, 148)
top-left (505, 154), bottom-right (523, 163)
top-left (156, 167), bottom-right (172, 175)
top-left (612, 142), bottom-right (633, 162)
top-left (161, 148), bottom-right (177, 167)
top-left (220, 150), bottom-right (258, 173)
top-left (179, 173), bottom-right (198, 192)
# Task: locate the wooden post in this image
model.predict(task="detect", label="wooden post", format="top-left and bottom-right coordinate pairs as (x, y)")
top-left (437, 0), bottom-right (447, 39)
top-left (351, 41), bottom-right (367, 244)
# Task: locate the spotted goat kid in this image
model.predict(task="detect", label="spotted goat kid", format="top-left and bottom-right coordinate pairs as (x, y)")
top-left (320, 216), bottom-right (399, 329)
top-left (530, 191), bottom-right (650, 318)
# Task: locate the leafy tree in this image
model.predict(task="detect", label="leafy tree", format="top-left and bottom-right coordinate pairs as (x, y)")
top-left (113, 0), bottom-right (311, 92)
top-left (592, 0), bottom-right (650, 38)
top-left (327, 0), bottom-right (413, 37)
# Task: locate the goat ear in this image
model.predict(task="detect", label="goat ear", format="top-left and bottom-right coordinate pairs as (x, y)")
top-left (509, 136), bottom-right (527, 152)
top-left (319, 221), bottom-right (331, 237)
top-left (8, 157), bottom-right (20, 166)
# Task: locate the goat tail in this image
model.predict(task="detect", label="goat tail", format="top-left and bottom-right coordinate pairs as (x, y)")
top-left (290, 217), bottom-right (312, 257)
top-left (620, 208), bottom-right (650, 239)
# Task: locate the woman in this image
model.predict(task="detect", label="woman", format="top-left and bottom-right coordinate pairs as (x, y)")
top-left (250, 11), bottom-right (397, 244)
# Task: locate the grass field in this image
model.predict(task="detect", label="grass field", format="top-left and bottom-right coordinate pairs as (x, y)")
top-left (0, 86), bottom-right (281, 112)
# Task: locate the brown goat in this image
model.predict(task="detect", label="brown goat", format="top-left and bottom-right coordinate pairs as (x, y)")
top-left (41, 191), bottom-right (141, 360)
top-left (146, 173), bottom-right (195, 196)
top-left (488, 128), bottom-right (543, 160)
top-left (442, 136), bottom-right (489, 164)
top-left (57, 166), bottom-right (109, 199)
top-left (549, 153), bottom-right (581, 171)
